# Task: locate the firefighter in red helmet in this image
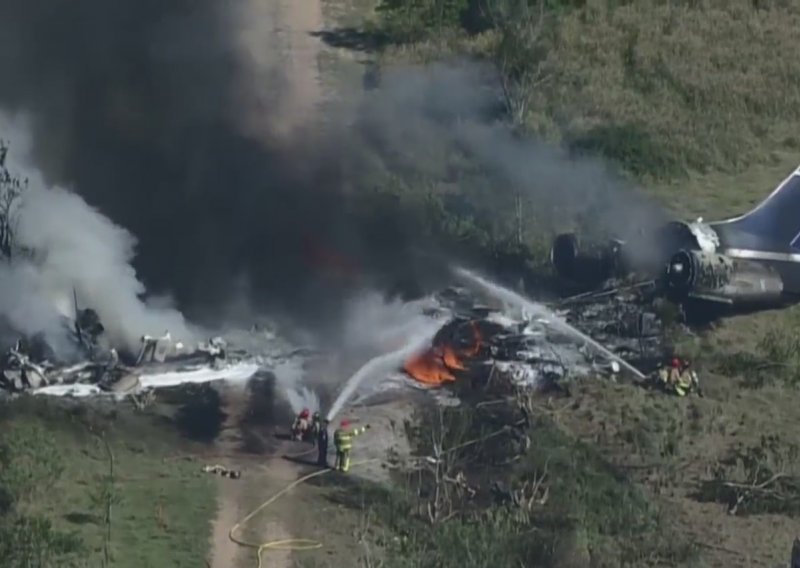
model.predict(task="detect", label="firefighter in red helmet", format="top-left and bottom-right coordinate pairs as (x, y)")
top-left (292, 408), bottom-right (311, 441)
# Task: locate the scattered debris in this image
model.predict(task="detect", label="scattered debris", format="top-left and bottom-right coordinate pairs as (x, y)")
top-left (0, 306), bottom-right (255, 396)
top-left (401, 285), bottom-right (668, 390)
top-left (202, 464), bottom-right (241, 479)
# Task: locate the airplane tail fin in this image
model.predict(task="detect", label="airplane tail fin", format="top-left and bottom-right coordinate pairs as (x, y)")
top-left (718, 167), bottom-right (800, 249)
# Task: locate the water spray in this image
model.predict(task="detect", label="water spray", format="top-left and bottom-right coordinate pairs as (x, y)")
top-left (325, 322), bottom-right (440, 422)
top-left (452, 266), bottom-right (645, 379)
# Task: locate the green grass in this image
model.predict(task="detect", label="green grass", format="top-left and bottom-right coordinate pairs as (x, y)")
top-left (537, 1), bottom-right (800, 179)
top-left (371, 0), bottom-right (800, 184)
top-left (322, 402), bottom-right (697, 567)
top-left (1, 397), bottom-right (216, 568)
top-left (647, 151), bottom-right (800, 219)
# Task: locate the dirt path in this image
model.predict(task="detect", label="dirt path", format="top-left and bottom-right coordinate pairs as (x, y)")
top-left (209, 473), bottom-right (247, 568)
top-left (232, 0), bottom-right (326, 143)
top-left (207, 380), bottom-right (328, 568)
top-left (208, 455), bottom-right (302, 568)
top-left (207, 383), bottom-right (299, 568)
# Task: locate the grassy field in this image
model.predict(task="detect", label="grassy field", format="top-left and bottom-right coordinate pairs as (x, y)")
top-left (334, 0), bottom-right (800, 257)
top-left (0, 397), bottom-right (216, 568)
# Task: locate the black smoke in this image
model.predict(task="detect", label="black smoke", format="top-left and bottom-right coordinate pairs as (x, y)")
top-left (0, 0), bottom-right (440, 334)
top-left (0, 0), bottom-right (667, 341)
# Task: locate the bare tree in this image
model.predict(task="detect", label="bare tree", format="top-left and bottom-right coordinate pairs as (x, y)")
top-left (90, 433), bottom-right (122, 567)
top-left (411, 404), bottom-right (545, 525)
top-left (426, 406), bottom-right (456, 524)
top-left (484, 0), bottom-right (552, 127)
top-left (0, 142), bottom-right (27, 261)
top-left (705, 435), bottom-right (800, 516)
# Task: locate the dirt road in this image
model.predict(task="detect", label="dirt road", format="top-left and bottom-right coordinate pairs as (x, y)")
top-left (231, 0), bottom-right (326, 144)
top-left (207, 382), bottom-right (304, 568)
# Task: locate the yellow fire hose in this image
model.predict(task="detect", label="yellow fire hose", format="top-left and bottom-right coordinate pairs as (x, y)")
top-left (227, 423), bottom-right (512, 567)
top-left (227, 447), bottom-right (378, 568)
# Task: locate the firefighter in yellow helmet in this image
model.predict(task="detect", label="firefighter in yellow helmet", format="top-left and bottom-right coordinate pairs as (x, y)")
top-left (333, 419), bottom-right (370, 473)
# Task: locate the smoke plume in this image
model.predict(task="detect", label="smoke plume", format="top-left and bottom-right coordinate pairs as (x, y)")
top-left (0, 0), bottom-right (666, 349)
top-left (0, 113), bottom-right (193, 354)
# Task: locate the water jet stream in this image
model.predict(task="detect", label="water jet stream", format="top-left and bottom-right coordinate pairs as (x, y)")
top-left (326, 321), bottom-right (440, 422)
top-left (452, 266), bottom-right (645, 379)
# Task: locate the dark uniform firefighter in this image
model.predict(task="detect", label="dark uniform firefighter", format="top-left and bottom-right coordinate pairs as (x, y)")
top-left (310, 411), bottom-right (322, 444)
top-left (333, 419), bottom-right (369, 473)
top-left (317, 419), bottom-right (330, 467)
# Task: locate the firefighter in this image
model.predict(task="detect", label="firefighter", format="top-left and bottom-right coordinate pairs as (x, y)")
top-left (675, 359), bottom-right (701, 397)
top-left (656, 358), bottom-right (680, 391)
top-left (292, 408), bottom-right (311, 441)
top-left (317, 419), bottom-right (330, 467)
top-left (333, 419), bottom-right (370, 473)
top-left (658, 356), bottom-right (698, 397)
top-left (667, 357), bottom-right (683, 389)
top-left (310, 411), bottom-right (322, 444)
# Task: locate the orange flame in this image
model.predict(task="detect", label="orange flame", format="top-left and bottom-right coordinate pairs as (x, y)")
top-left (403, 321), bottom-right (483, 386)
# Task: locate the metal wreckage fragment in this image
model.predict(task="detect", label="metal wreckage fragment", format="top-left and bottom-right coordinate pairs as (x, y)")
top-left (1, 280), bottom-right (673, 397)
top-left (0, 307), bottom-right (237, 395)
top-left (404, 283), bottom-right (671, 391)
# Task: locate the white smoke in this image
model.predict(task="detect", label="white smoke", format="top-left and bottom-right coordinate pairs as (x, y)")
top-left (326, 320), bottom-right (440, 421)
top-left (271, 358), bottom-right (320, 415)
top-left (0, 112), bottom-right (195, 354)
top-left (268, 290), bottom-right (442, 417)
top-left (338, 290), bottom-right (438, 352)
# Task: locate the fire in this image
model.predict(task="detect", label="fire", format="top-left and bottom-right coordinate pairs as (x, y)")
top-left (403, 321), bottom-right (483, 386)
top-left (403, 348), bottom-right (456, 385)
top-left (302, 234), bottom-right (358, 280)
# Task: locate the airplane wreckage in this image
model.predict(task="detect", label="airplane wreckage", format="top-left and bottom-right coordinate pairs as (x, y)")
top-left (400, 286), bottom-right (658, 390)
top-left (0, 295), bottom-right (256, 396)
top-left (550, 165), bottom-right (800, 316)
top-left (399, 166), bottom-right (800, 391)
top-left (1, 280), bottom-right (668, 399)
top-left (18, 151), bottom-right (787, 399)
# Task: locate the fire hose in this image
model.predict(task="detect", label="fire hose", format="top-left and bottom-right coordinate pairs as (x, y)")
top-left (228, 426), bottom-right (521, 567)
top-left (228, 456), bottom-right (379, 568)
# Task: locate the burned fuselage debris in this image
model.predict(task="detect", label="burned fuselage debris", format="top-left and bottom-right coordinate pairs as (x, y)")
top-left (0, 308), bottom-right (235, 395)
top-left (402, 285), bottom-right (670, 392)
top-left (551, 164), bottom-right (800, 317)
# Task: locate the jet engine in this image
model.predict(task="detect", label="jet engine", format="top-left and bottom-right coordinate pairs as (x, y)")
top-left (664, 249), bottom-right (784, 306)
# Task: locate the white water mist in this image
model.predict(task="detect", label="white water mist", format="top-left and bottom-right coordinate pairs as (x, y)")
top-left (452, 266), bottom-right (645, 378)
top-left (285, 385), bottom-right (320, 415)
top-left (269, 358), bottom-right (320, 415)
